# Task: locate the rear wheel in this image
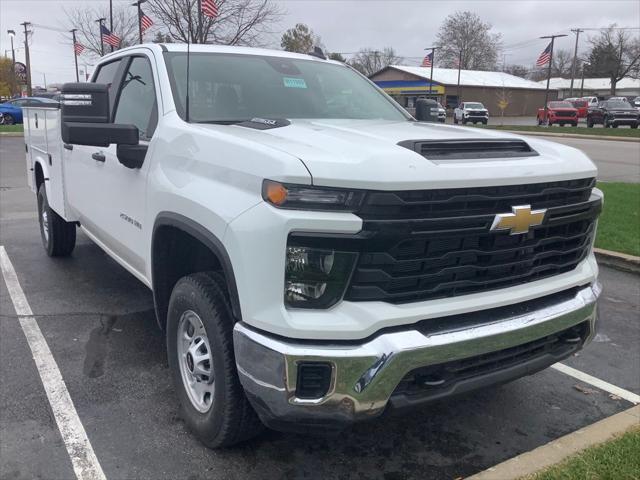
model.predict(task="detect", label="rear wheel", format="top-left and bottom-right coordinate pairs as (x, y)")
top-left (167, 271), bottom-right (264, 448)
top-left (1, 114), bottom-right (15, 125)
top-left (37, 184), bottom-right (76, 257)
top-left (461, 118), bottom-right (467, 125)
top-left (587, 118), bottom-right (594, 128)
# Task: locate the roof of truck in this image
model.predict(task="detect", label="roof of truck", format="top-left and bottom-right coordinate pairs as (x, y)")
top-left (100, 43), bottom-right (338, 64)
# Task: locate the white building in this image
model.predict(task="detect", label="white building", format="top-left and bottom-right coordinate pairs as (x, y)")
top-left (543, 77), bottom-right (640, 99)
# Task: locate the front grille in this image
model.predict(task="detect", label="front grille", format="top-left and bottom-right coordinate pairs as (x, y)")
top-left (556, 110), bottom-right (577, 117)
top-left (344, 178), bottom-right (599, 304)
top-left (467, 111), bottom-right (487, 117)
top-left (393, 322), bottom-right (588, 397)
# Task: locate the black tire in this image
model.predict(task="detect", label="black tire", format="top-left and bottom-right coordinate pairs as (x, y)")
top-left (560, 122), bottom-right (565, 127)
top-left (612, 123), bottom-right (618, 128)
top-left (587, 118), bottom-right (594, 128)
top-left (37, 184), bottom-right (76, 257)
top-left (548, 121), bottom-right (553, 126)
top-left (572, 122), bottom-right (578, 127)
top-left (632, 123), bottom-right (638, 129)
top-left (461, 118), bottom-right (467, 125)
top-left (537, 117), bottom-right (543, 126)
top-left (453, 116), bottom-right (458, 124)
top-left (2, 114), bottom-right (15, 125)
top-left (604, 117), bottom-right (610, 128)
top-left (167, 271), bottom-right (264, 448)
top-left (482, 119), bottom-right (488, 125)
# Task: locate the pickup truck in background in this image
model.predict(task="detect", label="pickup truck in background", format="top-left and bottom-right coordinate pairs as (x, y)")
top-left (587, 98), bottom-right (639, 128)
top-left (23, 44), bottom-right (602, 448)
top-left (453, 102), bottom-right (489, 125)
top-left (536, 101), bottom-right (579, 126)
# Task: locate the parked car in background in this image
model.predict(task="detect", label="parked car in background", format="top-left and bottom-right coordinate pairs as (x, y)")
top-left (631, 96), bottom-right (640, 109)
top-left (453, 102), bottom-right (489, 125)
top-left (537, 101), bottom-right (578, 126)
top-left (436, 102), bottom-right (446, 122)
top-left (581, 96), bottom-right (599, 107)
top-left (587, 99), bottom-right (639, 128)
top-left (568, 99), bottom-right (588, 118)
top-left (0, 97), bottom-right (58, 124)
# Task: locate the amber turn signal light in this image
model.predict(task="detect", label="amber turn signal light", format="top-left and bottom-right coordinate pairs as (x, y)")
top-left (263, 180), bottom-right (288, 206)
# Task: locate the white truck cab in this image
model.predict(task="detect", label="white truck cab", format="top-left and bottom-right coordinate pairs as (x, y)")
top-left (23, 44), bottom-right (602, 447)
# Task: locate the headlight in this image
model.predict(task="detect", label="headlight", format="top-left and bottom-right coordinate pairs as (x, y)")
top-left (285, 244), bottom-right (358, 309)
top-left (263, 180), bottom-right (365, 212)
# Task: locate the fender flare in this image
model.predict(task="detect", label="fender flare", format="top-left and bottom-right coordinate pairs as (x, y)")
top-left (151, 212), bottom-right (243, 324)
top-left (33, 158), bottom-right (50, 192)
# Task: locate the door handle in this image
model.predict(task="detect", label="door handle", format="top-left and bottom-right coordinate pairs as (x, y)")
top-left (92, 152), bottom-right (106, 162)
top-left (63, 143), bottom-right (73, 151)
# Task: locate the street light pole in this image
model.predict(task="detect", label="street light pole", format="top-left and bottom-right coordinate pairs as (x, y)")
top-left (20, 22), bottom-right (32, 96)
top-left (7, 30), bottom-right (16, 96)
top-left (540, 34), bottom-right (567, 125)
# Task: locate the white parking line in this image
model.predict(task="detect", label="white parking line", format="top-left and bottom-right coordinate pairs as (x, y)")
top-left (552, 363), bottom-right (640, 405)
top-left (0, 246), bottom-right (107, 480)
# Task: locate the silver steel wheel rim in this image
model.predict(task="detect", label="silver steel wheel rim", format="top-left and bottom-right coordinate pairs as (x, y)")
top-left (177, 310), bottom-right (215, 413)
top-left (41, 209), bottom-right (49, 242)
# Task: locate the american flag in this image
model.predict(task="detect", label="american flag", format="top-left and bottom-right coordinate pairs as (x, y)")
top-left (536, 42), bottom-right (552, 67)
top-left (202, 0), bottom-right (219, 18)
top-left (74, 42), bottom-right (85, 55)
top-left (139, 9), bottom-right (154, 32)
top-left (421, 52), bottom-right (433, 67)
top-left (100, 25), bottom-right (120, 47)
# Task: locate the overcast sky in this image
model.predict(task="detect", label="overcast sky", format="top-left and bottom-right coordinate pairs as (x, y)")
top-left (1, 0), bottom-right (638, 86)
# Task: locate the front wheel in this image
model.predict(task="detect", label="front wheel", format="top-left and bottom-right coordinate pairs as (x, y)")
top-left (37, 184), bottom-right (76, 257)
top-left (572, 122), bottom-right (578, 127)
top-left (1, 114), bottom-right (15, 125)
top-left (482, 119), bottom-right (488, 125)
top-left (461, 118), bottom-right (467, 125)
top-left (167, 272), bottom-right (263, 448)
top-left (632, 123), bottom-right (638, 129)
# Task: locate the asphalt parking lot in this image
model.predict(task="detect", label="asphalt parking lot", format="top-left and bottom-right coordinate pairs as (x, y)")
top-left (1, 134), bottom-right (639, 480)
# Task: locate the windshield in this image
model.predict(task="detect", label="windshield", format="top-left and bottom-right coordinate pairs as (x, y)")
top-left (164, 52), bottom-right (409, 123)
top-left (465, 102), bottom-right (484, 109)
top-left (606, 100), bottom-right (632, 109)
top-left (549, 101), bottom-right (573, 108)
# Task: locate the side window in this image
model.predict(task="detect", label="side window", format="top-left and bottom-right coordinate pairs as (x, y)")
top-left (113, 57), bottom-right (158, 140)
top-left (93, 59), bottom-right (122, 91)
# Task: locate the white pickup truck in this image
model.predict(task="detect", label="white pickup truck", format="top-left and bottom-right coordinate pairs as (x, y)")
top-left (23, 44), bottom-right (602, 448)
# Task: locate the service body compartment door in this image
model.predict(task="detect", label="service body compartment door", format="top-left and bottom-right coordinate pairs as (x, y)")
top-left (43, 108), bottom-right (68, 218)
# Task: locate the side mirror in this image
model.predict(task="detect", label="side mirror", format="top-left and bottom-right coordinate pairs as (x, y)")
top-left (415, 98), bottom-right (439, 122)
top-left (60, 82), bottom-right (139, 147)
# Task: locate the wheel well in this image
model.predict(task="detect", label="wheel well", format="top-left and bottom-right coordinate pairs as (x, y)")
top-left (152, 224), bottom-right (235, 329)
top-left (35, 162), bottom-right (45, 191)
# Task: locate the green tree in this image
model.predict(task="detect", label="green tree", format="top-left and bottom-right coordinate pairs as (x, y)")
top-left (585, 26), bottom-right (640, 95)
top-left (281, 23), bottom-right (321, 53)
top-left (0, 57), bottom-right (15, 97)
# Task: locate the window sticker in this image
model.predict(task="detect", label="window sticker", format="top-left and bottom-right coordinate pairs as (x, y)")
top-left (283, 77), bottom-right (307, 89)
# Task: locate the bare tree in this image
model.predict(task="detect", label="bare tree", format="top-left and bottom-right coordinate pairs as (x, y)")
top-left (64, 5), bottom-right (139, 57)
top-left (435, 11), bottom-right (502, 70)
top-left (503, 64), bottom-right (530, 78)
top-left (551, 49), bottom-right (573, 77)
top-left (349, 48), bottom-right (403, 76)
top-left (585, 26), bottom-right (640, 95)
top-left (281, 23), bottom-right (322, 53)
top-left (147, 0), bottom-right (282, 45)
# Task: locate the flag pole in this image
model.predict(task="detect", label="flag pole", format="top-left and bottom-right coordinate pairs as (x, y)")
top-left (96, 18), bottom-right (106, 56)
top-left (71, 29), bottom-right (80, 82)
top-left (424, 46), bottom-right (438, 99)
top-left (109, 0), bottom-right (114, 52)
top-left (456, 48), bottom-right (462, 107)
top-left (540, 34), bottom-right (567, 125)
top-left (197, 0), bottom-right (203, 43)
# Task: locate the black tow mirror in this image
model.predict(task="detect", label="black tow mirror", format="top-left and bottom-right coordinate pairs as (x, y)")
top-left (60, 82), bottom-right (139, 147)
top-left (415, 98), bottom-right (439, 122)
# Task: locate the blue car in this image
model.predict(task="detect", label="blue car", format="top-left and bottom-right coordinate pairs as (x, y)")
top-left (0, 97), bottom-right (58, 125)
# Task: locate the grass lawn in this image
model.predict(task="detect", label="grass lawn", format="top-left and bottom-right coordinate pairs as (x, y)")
top-left (595, 182), bottom-right (640, 257)
top-left (472, 124), bottom-right (640, 138)
top-left (0, 124), bottom-right (24, 133)
top-left (524, 427), bottom-right (640, 480)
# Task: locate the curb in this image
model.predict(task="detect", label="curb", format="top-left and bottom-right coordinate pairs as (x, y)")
top-left (594, 248), bottom-right (640, 274)
top-left (0, 132), bottom-right (24, 137)
top-left (500, 130), bottom-right (640, 142)
top-left (467, 405), bottom-right (640, 480)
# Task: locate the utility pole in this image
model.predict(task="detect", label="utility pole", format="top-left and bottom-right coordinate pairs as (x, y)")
top-left (71, 28), bottom-right (80, 82)
top-left (7, 30), bottom-right (16, 96)
top-left (580, 62), bottom-right (589, 97)
top-left (540, 34), bottom-right (567, 125)
top-left (20, 22), bottom-right (32, 96)
top-left (568, 28), bottom-right (583, 97)
top-left (424, 46), bottom-right (438, 98)
top-left (96, 18), bottom-right (106, 56)
top-left (109, 0), bottom-right (114, 52)
top-left (197, 0), bottom-right (203, 43)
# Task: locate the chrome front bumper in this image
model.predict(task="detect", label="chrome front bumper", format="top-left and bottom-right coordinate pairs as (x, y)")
top-left (233, 283), bottom-right (601, 431)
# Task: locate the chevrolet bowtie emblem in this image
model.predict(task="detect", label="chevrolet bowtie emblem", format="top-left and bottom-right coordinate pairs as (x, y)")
top-left (490, 205), bottom-right (547, 235)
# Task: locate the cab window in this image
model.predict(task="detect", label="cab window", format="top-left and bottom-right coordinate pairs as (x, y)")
top-left (93, 59), bottom-right (122, 91)
top-left (113, 56), bottom-right (158, 140)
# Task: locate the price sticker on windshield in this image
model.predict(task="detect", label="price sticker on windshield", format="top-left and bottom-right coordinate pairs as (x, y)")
top-left (283, 77), bottom-right (307, 89)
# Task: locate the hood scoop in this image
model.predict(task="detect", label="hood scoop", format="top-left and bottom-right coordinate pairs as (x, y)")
top-left (398, 138), bottom-right (539, 161)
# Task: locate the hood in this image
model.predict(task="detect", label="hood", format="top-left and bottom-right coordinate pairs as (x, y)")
top-left (195, 119), bottom-right (597, 190)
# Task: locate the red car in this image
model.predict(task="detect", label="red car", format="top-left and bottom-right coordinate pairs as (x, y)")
top-left (569, 99), bottom-right (588, 118)
top-left (537, 101), bottom-right (579, 126)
